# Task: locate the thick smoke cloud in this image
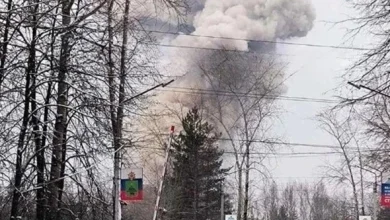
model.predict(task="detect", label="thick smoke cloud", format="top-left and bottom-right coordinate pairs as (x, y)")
top-left (161, 0), bottom-right (316, 93)
top-left (137, 0), bottom-right (316, 180)
top-left (173, 0), bottom-right (316, 51)
top-left (146, 0), bottom-right (316, 125)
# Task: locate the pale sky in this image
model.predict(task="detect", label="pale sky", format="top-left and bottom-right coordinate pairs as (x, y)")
top-left (268, 0), bottom-right (369, 184)
top-left (147, 0), bottom-right (373, 188)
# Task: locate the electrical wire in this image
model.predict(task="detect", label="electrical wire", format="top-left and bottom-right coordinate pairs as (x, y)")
top-left (19, 137), bottom-right (382, 193)
top-left (157, 86), bottom-right (339, 104)
top-left (130, 141), bottom-right (385, 156)
top-left (133, 133), bottom-right (349, 150)
top-left (142, 41), bottom-right (292, 56)
top-left (137, 29), bottom-right (370, 51)
top-left (19, 141), bottom-right (128, 194)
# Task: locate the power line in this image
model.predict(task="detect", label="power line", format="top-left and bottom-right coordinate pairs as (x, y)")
top-left (136, 134), bottom-right (390, 156)
top-left (139, 29), bottom-right (370, 51)
top-left (158, 86), bottom-right (338, 104)
top-left (20, 134), bottom-right (130, 194)
top-left (132, 132), bottom-right (382, 153)
top-left (142, 42), bottom-right (288, 56)
top-left (134, 133), bottom-right (341, 149)
top-left (21, 138), bottom-right (381, 192)
top-left (143, 42), bottom-right (355, 61)
top-left (130, 139), bottom-right (383, 155)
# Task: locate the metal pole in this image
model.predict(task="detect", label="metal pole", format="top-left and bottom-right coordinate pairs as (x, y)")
top-left (373, 177), bottom-right (378, 220)
top-left (153, 126), bottom-right (175, 220)
top-left (112, 80), bottom-right (174, 220)
top-left (221, 184), bottom-right (224, 220)
top-left (113, 145), bottom-right (121, 220)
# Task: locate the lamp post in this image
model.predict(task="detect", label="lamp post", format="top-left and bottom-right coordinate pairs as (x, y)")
top-left (347, 81), bottom-right (390, 99)
top-left (353, 165), bottom-right (386, 220)
top-left (113, 79), bottom-right (174, 220)
top-left (347, 81), bottom-right (390, 219)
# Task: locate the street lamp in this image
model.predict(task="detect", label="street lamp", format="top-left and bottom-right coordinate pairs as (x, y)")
top-left (113, 79), bottom-right (174, 220)
top-left (347, 81), bottom-right (390, 99)
top-left (353, 165), bottom-right (387, 220)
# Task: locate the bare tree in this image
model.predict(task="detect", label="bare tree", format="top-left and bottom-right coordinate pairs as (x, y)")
top-left (318, 110), bottom-right (363, 220)
top-left (193, 50), bottom-right (284, 220)
top-left (0, 0), bottom-right (188, 219)
top-left (340, 1), bottom-right (390, 204)
top-left (0, 0), bottom-right (13, 90)
top-left (345, 1), bottom-right (390, 91)
top-left (257, 181), bottom-right (353, 220)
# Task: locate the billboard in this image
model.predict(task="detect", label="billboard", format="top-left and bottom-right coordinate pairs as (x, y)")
top-left (120, 167), bottom-right (143, 202)
top-left (381, 183), bottom-right (390, 208)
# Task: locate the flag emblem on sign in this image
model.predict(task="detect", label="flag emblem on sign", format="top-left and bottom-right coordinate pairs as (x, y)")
top-left (120, 168), bottom-right (143, 201)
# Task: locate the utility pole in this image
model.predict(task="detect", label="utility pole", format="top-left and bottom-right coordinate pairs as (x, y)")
top-left (347, 82), bottom-right (390, 220)
top-left (221, 183), bottom-right (224, 220)
top-left (113, 147), bottom-right (121, 220)
top-left (373, 178), bottom-right (378, 220)
top-left (113, 80), bottom-right (174, 220)
top-left (152, 126), bottom-right (175, 220)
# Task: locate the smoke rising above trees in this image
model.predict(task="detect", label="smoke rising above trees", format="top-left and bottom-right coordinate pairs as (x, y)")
top-left (173, 0), bottom-right (316, 50)
top-left (158, 0), bottom-right (316, 106)
top-left (142, 2), bottom-right (316, 219)
top-left (0, 0), bottom-right (322, 219)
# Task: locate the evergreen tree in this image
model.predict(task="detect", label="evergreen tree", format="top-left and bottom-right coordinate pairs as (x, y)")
top-left (278, 205), bottom-right (288, 220)
top-left (168, 107), bottom-right (231, 220)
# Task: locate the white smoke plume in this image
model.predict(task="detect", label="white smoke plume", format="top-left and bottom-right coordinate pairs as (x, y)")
top-left (158, 0), bottom-right (315, 104)
top-left (173, 0), bottom-right (316, 51)
top-left (135, 0), bottom-right (316, 186)
top-left (139, 0), bottom-right (316, 148)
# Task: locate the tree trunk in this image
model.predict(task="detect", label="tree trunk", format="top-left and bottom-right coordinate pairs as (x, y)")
top-left (9, 0), bottom-right (43, 216)
top-left (358, 150), bottom-right (365, 215)
top-left (27, 1), bottom-right (46, 219)
top-left (9, 30), bottom-right (33, 220)
top-left (243, 143), bottom-right (250, 220)
top-left (194, 146), bottom-right (199, 220)
top-left (47, 0), bottom-right (73, 219)
top-left (112, 0), bottom-right (130, 219)
top-left (9, 73), bottom-right (30, 220)
top-left (107, 0), bottom-right (119, 219)
top-left (27, 0), bottom-right (46, 218)
top-left (0, 0), bottom-right (13, 90)
top-left (57, 124), bottom-right (68, 211)
top-left (345, 156), bottom-right (359, 220)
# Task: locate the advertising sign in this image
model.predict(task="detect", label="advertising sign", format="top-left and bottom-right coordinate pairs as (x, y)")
top-left (359, 216), bottom-right (372, 220)
top-left (120, 167), bottom-right (143, 202)
top-left (381, 183), bottom-right (390, 208)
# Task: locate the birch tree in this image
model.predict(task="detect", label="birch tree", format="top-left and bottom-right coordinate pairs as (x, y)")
top-left (318, 110), bottom-right (364, 220)
top-left (340, 1), bottom-right (390, 196)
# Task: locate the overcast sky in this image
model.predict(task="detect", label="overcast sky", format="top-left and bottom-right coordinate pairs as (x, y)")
top-left (151, 0), bottom-right (374, 188)
top-left (268, 0), bottom-right (369, 184)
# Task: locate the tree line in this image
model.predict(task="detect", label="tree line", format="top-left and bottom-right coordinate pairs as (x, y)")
top-left (0, 0), bottom-right (186, 219)
top-left (1, 0), bottom-right (390, 220)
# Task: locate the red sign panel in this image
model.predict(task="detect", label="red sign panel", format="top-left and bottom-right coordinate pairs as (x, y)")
top-left (120, 179), bottom-right (143, 201)
top-left (120, 168), bottom-right (143, 202)
top-left (381, 183), bottom-right (390, 208)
